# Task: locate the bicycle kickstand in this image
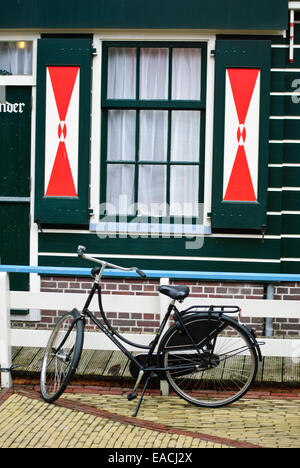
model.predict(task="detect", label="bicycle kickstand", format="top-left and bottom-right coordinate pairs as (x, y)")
top-left (132, 371), bottom-right (156, 418)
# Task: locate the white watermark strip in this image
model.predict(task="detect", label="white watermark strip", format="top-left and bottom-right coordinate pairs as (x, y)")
top-left (90, 199), bottom-right (207, 250)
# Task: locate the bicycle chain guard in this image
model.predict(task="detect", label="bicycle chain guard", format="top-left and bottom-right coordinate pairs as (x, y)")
top-left (129, 354), bottom-right (161, 380)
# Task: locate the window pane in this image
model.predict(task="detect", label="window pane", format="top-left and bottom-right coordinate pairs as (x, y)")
top-left (107, 47), bottom-right (136, 99)
top-left (172, 48), bottom-right (201, 100)
top-left (170, 165), bottom-right (199, 217)
top-left (138, 165), bottom-right (167, 216)
top-left (107, 110), bottom-right (136, 161)
top-left (0, 41), bottom-right (32, 75)
top-left (140, 48), bottom-right (169, 99)
top-left (139, 110), bottom-right (168, 161)
top-left (171, 111), bottom-right (201, 162)
top-left (106, 164), bottom-right (135, 215)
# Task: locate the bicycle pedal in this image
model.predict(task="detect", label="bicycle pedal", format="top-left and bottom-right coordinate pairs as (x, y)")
top-left (127, 391), bottom-right (137, 401)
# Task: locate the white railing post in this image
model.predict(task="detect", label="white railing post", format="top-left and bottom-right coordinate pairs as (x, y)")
top-left (265, 283), bottom-right (275, 337)
top-left (159, 277), bottom-right (170, 396)
top-left (0, 272), bottom-right (12, 388)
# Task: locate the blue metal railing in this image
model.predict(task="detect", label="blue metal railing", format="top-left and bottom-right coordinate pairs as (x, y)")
top-left (0, 264), bottom-right (300, 282)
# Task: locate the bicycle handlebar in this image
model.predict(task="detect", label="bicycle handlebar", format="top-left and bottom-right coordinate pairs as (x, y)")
top-left (77, 245), bottom-right (147, 279)
top-left (135, 268), bottom-right (147, 279)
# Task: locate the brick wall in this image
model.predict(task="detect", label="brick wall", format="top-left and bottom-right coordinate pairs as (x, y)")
top-left (38, 276), bottom-right (161, 334)
top-left (11, 276), bottom-right (300, 337)
top-left (273, 283), bottom-right (300, 337)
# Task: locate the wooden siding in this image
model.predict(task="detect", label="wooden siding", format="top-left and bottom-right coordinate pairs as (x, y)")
top-left (36, 27), bottom-right (300, 275)
top-left (270, 23), bottom-right (300, 273)
top-left (38, 231), bottom-right (281, 273)
top-left (0, 0), bottom-right (288, 30)
top-left (10, 347), bottom-right (300, 386)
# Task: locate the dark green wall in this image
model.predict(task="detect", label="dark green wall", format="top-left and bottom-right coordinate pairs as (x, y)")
top-left (36, 30), bottom-right (300, 275)
top-left (0, 87), bottom-right (31, 292)
top-left (0, 0), bottom-right (288, 30)
top-left (268, 26), bottom-right (300, 274)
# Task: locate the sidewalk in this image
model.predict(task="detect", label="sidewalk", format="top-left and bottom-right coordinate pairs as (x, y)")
top-left (1, 385), bottom-right (300, 448)
top-left (3, 346), bottom-right (300, 449)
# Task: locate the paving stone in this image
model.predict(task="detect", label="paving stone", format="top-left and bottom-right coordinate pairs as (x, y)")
top-left (60, 392), bottom-right (300, 448)
top-left (0, 393), bottom-right (231, 448)
top-left (3, 345), bottom-right (300, 449)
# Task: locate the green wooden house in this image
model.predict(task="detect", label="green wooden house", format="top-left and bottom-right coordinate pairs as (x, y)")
top-left (1, 0), bottom-right (299, 336)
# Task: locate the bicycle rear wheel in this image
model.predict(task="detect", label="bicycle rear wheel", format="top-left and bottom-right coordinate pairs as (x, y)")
top-left (40, 309), bottom-right (84, 403)
top-left (158, 314), bottom-right (258, 408)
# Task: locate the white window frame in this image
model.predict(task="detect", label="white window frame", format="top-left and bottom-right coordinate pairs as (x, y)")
top-left (89, 31), bottom-right (216, 237)
top-left (0, 33), bottom-right (39, 86)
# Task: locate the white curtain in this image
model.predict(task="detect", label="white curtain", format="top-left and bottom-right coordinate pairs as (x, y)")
top-left (106, 47), bottom-right (201, 217)
top-left (170, 166), bottom-right (199, 217)
top-left (138, 165), bottom-right (167, 217)
top-left (170, 111), bottom-right (201, 217)
top-left (106, 164), bottom-right (135, 215)
top-left (171, 111), bottom-right (201, 162)
top-left (138, 110), bottom-right (168, 216)
top-left (107, 109), bottom-right (136, 162)
top-left (107, 47), bottom-right (136, 99)
top-left (139, 110), bottom-right (168, 165)
top-left (106, 110), bottom-right (136, 214)
top-left (172, 48), bottom-right (201, 100)
top-left (0, 42), bottom-right (32, 75)
top-left (139, 48), bottom-right (169, 100)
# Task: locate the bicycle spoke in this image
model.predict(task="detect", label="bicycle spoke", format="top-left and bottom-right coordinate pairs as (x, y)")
top-left (40, 311), bottom-right (83, 403)
top-left (162, 316), bottom-right (258, 407)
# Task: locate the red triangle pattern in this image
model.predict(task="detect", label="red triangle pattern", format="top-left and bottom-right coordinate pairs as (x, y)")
top-left (227, 68), bottom-right (259, 124)
top-left (48, 66), bottom-right (79, 121)
top-left (45, 66), bottom-right (79, 197)
top-left (224, 68), bottom-right (259, 202)
top-left (224, 145), bottom-right (256, 202)
top-left (45, 142), bottom-right (77, 197)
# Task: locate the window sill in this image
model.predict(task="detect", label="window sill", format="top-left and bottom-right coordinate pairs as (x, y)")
top-left (0, 75), bottom-right (35, 86)
top-left (90, 221), bottom-right (211, 236)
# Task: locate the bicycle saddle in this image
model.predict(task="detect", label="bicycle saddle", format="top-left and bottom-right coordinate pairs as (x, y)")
top-left (159, 285), bottom-right (190, 301)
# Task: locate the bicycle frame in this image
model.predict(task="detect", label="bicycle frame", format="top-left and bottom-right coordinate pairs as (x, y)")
top-left (79, 279), bottom-right (176, 373)
top-left (76, 247), bottom-right (262, 374)
top-left (76, 246), bottom-right (196, 375)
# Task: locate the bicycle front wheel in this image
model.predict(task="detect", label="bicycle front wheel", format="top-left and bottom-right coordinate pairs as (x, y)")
top-left (40, 309), bottom-right (84, 403)
top-left (159, 314), bottom-right (258, 408)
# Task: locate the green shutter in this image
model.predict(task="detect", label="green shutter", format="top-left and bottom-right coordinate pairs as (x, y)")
top-left (35, 39), bottom-right (91, 225)
top-left (211, 40), bottom-right (271, 230)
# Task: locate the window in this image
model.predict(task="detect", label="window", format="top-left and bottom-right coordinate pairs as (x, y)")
top-left (0, 41), bottom-right (33, 75)
top-left (101, 42), bottom-right (206, 224)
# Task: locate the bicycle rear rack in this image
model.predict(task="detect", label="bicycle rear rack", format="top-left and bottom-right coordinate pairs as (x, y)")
top-left (181, 305), bottom-right (241, 317)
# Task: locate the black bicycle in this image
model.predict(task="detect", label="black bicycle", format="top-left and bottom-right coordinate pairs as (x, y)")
top-left (40, 245), bottom-right (262, 417)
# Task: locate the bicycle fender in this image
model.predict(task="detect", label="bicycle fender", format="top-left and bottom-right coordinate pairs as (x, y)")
top-left (222, 314), bottom-right (263, 362)
top-left (176, 312), bottom-right (263, 362)
top-left (70, 307), bottom-right (85, 323)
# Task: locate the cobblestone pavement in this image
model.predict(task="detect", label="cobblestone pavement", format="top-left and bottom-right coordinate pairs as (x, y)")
top-left (0, 387), bottom-right (300, 448)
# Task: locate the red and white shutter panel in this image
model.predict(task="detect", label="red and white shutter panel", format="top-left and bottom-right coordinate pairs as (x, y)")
top-left (44, 66), bottom-right (80, 197)
top-left (223, 68), bottom-right (260, 202)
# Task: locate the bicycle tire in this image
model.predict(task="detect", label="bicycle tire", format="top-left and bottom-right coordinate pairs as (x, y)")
top-left (158, 313), bottom-right (258, 408)
top-left (40, 309), bottom-right (84, 403)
